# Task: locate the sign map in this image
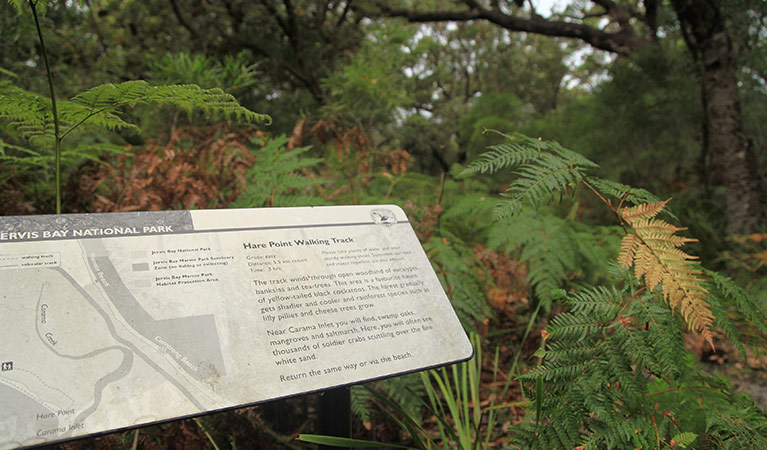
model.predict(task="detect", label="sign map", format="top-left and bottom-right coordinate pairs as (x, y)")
top-left (0, 206), bottom-right (472, 449)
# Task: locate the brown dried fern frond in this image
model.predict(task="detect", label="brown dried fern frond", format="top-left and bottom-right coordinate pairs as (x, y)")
top-left (618, 199), bottom-right (715, 347)
top-left (619, 199), bottom-right (670, 222)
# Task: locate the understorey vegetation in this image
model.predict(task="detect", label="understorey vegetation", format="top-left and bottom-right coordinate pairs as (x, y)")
top-left (2, 1), bottom-right (767, 449)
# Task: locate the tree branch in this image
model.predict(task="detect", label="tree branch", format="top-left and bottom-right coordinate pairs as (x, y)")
top-left (336, 0), bottom-right (352, 28)
top-left (222, 0), bottom-right (244, 34)
top-left (168, 0), bottom-right (198, 39)
top-left (374, 1), bottom-right (648, 56)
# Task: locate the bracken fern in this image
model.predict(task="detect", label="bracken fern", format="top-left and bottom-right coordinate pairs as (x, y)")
top-left (464, 133), bottom-right (767, 449)
top-left (617, 199), bottom-right (715, 346)
top-left (463, 132), bottom-right (598, 219)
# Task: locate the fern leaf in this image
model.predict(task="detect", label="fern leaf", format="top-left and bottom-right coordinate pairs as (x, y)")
top-left (424, 232), bottom-right (492, 330)
top-left (619, 199), bottom-right (670, 222)
top-left (460, 134), bottom-right (541, 175)
top-left (618, 233), bottom-right (640, 268)
top-left (350, 385), bottom-right (374, 422)
top-left (496, 152), bottom-right (589, 218)
top-left (462, 134), bottom-right (596, 219)
top-left (7, 0), bottom-right (25, 14)
top-left (670, 432), bottom-right (697, 448)
top-left (0, 84), bottom-right (54, 147)
top-left (565, 286), bottom-right (623, 316)
top-left (618, 200), bottom-right (715, 346)
top-left (546, 312), bottom-right (604, 341)
top-left (65, 81), bottom-right (270, 135)
top-left (1, 81), bottom-right (270, 150)
top-left (585, 177), bottom-right (678, 219)
top-left (704, 268), bottom-right (767, 335)
top-left (489, 210), bottom-right (586, 309)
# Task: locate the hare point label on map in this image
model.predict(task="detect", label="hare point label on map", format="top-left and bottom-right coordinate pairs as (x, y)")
top-left (0, 205), bottom-right (472, 449)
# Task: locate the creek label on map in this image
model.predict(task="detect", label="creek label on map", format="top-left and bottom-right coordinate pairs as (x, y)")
top-left (0, 205), bottom-right (472, 449)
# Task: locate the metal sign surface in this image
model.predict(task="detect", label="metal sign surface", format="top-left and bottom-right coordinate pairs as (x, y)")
top-left (0, 205), bottom-right (472, 449)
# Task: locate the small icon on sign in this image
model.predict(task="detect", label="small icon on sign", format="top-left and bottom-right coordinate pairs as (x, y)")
top-left (371, 208), bottom-right (397, 227)
top-left (1, 361), bottom-right (12, 371)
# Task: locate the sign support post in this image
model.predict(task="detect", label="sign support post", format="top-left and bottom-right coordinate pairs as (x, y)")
top-left (317, 386), bottom-right (351, 450)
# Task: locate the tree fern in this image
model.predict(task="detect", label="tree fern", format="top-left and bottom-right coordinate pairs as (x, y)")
top-left (464, 133), bottom-right (767, 449)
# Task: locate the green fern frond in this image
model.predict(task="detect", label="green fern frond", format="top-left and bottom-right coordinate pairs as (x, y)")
top-left (0, 84), bottom-right (54, 147)
top-left (670, 431), bottom-right (697, 448)
top-left (703, 385), bottom-right (767, 449)
top-left (533, 359), bottom-right (594, 383)
top-left (233, 136), bottom-right (326, 208)
top-left (424, 232), bottom-right (492, 331)
top-left (350, 384), bottom-right (375, 423)
top-left (564, 285), bottom-right (623, 316)
top-left (1, 81), bottom-right (270, 149)
top-left (7, 0), bottom-right (26, 14)
top-left (540, 340), bottom-right (601, 365)
top-left (489, 210), bottom-right (608, 309)
top-left (460, 133), bottom-right (597, 219)
top-left (585, 176), bottom-right (673, 213)
top-left (704, 268), bottom-right (767, 335)
top-left (610, 324), bottom-right (656, 380)
top-left (459, 133), bottom-right (543, 175)
top-left (496, 153), bottom-right (592, 219)
top-left (546, 312), bottom-right (604, 342)
top-left (380, 374), bottom-right (426, 421)
top-left (65, 81), bottom-right (270, 132)
top-left (703, 268), bottom-right (767, 358)
top-left (644, 321), bottom-right (688, 378)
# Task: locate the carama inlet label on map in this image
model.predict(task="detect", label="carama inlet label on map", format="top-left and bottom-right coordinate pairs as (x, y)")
top-left (0, 205), bottom-right (472, 449)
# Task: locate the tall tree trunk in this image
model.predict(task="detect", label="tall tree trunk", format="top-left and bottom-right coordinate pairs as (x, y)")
top-left (673, 0), bottom-right (765, 234)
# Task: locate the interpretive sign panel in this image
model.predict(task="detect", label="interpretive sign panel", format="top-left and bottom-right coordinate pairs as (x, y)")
top-left (0, 205), bottom-right (472, 449)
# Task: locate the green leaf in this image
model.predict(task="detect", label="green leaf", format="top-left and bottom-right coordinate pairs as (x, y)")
top-left (7, 0), bottom-right (26, 14)
top-left (670, 432), bottom-right (697, 448)
top-left (296, 434), bottom-right (413, 449)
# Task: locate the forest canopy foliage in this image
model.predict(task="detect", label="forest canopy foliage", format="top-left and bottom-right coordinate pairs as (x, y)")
top-left (2, 0), bottom-right (767, 448)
